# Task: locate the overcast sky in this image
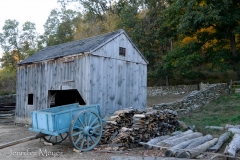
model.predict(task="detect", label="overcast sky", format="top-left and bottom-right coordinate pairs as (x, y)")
top-left (0, 0), bottom-right (79, 58)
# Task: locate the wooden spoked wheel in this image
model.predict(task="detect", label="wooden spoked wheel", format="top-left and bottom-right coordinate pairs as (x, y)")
top-left (69, 110), bottom-right (103, 151)
top-left (42, 132), bottom-right (68, 145)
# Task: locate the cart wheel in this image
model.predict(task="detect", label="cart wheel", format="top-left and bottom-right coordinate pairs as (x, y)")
top-left (69, 110), bottom-right (103, 151)
top-left (42, 132), bottom-right (68, 145)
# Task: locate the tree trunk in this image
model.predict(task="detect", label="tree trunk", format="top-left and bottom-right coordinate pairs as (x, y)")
top-left (228, 128), bottom-right (240, 134)
top-left (177, 138), bottom-right (218, 159)
top-left (171, 131), bottom-right (182, 136)
top-left (156, 130), bottom-right (193, 146)
top-left (176, 134), bottom-right (213, 157)
top-left (158, 132), bottom-right (202, 147)
top-left (166, 75), bottom-right (169, 86)
top-left (225, 124), bottom-right (240, 129)
top-left (208, 132), bottom-right (230, 152)
top-left (143, 135), bottom-right (170, 150)
top-left (229, 33), bottom-right (240, 80)
top-left (188, 134), bottom-right (213, 148)
top-left (205, 126), bottom-right (224, 130)
top-left (224, 134), bottom-right (240, 157)
top-left (164, 136), bottom-right (203, 157)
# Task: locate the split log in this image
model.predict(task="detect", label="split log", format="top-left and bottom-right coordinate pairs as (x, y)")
top-left (205, 126), bottom-right (225, 130)
top-left (177, 138), bottom-right (218, 159)
top-left (101, 109), bottom-right (179, 146)
top-left (159, 132), bottom-right (202, 147)
top-left (143, 135), bottom-right (170, 150)
top-left (228, 128), bottom-right (240, 134)
top-left (224, 133), bottom-right (240, 157)
top-left (225, 124), bottom-right (240, 129)
top-left (164, 136), bottom-right (203, 157)
top-left (208, 132), bottom-right (230, 152)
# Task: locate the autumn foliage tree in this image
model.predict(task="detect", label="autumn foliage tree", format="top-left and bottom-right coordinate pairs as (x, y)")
top-left (164, 0), bottom-right (240, 80)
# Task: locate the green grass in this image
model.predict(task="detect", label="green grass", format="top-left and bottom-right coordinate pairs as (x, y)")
top-left (179, 93), bottom-right (240, 136)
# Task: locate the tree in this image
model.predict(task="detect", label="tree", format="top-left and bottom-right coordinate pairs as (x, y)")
top-left (0, 20), bottom-right (20, 54)
top-left (42, 8), bottom-right (80, 46)
top-left (0, 19), bottom-right (38, 70)
top-left (165, 0), bottom-right (240, 80)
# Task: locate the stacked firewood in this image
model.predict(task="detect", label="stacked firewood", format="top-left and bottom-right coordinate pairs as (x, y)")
top-left (100, 108), bottom-right (179, 146)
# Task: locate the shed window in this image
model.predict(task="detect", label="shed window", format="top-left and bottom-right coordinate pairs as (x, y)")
top-left (28, 94), bottom-right (33, 105)
top-left (119, 47), bottom-right (126, 56)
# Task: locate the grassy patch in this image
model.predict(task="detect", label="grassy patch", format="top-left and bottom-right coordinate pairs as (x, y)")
top-left (179, 93), bottom-right (240, 136)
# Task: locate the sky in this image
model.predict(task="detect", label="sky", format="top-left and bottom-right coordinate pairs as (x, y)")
top-left (0, 0), bottom-right (79, 58)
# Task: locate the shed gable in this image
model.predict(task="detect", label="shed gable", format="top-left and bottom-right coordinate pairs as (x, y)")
top-left (91, 32), bottom-right (147, 65)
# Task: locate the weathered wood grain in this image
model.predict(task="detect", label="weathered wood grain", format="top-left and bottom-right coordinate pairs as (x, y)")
top-left (16, 32), bottom-right (148, 124)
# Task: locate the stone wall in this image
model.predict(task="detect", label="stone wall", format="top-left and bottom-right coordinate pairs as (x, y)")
top-left (147, 85), bottom-right (198, 96)
top-left (0, 94), bottom-right (16, 104)
top-left (153, 83), bottom-right (229, 114)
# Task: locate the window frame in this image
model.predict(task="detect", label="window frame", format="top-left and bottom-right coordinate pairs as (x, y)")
top-left (119, 47), bottom-right (126, 56)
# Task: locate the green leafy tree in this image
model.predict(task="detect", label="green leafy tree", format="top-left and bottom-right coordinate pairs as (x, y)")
top-left (42, 8), bottom-right (80, 46)
top-left (0, 19), bottom-right (38, 70)
top-left (165, 0), bottom-right (240, 80)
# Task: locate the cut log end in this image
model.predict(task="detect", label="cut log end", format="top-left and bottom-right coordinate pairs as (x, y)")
top-left (177, 151), bottom-right (191, 158)
top-left (143, 144), bottom-right (151, 150)
top-left (164, 150), bottom-right (173, 157)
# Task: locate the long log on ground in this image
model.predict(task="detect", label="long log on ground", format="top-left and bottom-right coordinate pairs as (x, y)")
top-left (156, 130), bottom-right (193, 146)
top-left (171, 131), bottom-right (182, 136)
top-left (224, 134), bottom-right (240, 157)
top-left (208, 132), bottom-right (230, 152)
top-left (165, 134), bottom-right (213, 156)
top-left (177, 138), bottom-right (218, 159)
top-left (185, 134), bottom-right (213, 149)
top-left (225, 124), bottom-right (240, 129)
top-left (228, 128), bottom-right (240, 134)
top-left (164, 136), bottom-right (203, 157)
top-left (205, 126), bottom-right (225, 130)
top-left (143, 135), bottom-right (170, 150)
top-left (176, 134), bottom-right (213, 157)
top-left (158, 132), bottom-right (202, 147)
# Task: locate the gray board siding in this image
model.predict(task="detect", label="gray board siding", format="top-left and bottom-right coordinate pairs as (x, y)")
top-left (16, 54), bottom-right (91, 124)
top-left (90, 56), bottom-right (147, 116)
top-left (16, 30), bottom-right (147, 124)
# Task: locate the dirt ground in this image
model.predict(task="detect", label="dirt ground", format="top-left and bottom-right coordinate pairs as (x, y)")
top-left (0, 95), bottom-right (186, 160)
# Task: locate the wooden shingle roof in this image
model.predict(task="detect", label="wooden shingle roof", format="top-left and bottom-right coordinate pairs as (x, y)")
top-left (18, 29), bottom-right (148, 65)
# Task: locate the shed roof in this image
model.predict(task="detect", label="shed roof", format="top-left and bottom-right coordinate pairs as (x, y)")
top-left (18, 29), bottom-right (148, 65)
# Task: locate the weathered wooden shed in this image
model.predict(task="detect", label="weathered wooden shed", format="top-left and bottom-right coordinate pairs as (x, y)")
top-left (16, 29), bottom-right (148, 124)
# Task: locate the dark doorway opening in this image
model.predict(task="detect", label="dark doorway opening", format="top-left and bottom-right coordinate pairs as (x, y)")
top-left (49, 89), bottom-right (86, 107)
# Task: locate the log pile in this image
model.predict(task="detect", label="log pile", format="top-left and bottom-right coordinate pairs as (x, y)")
top-left (100, 108), bottom-right (179, 146)
top-left (0, 103), bottom-right (15, 122)
top-left (141, 129), bottom-right (240, 159)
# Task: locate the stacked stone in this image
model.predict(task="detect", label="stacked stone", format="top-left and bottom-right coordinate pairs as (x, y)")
top-left (153, 83), bottom-right (229, 114)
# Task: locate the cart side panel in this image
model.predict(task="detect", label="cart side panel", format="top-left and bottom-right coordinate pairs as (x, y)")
top-left (55, 112), bottom-right (72, 133)
top-left (31, 111), bottom-right (55, 132)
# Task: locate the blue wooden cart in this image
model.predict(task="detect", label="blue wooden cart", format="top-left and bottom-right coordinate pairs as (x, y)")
top-left (29, 103), bottom-right (103, 151)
